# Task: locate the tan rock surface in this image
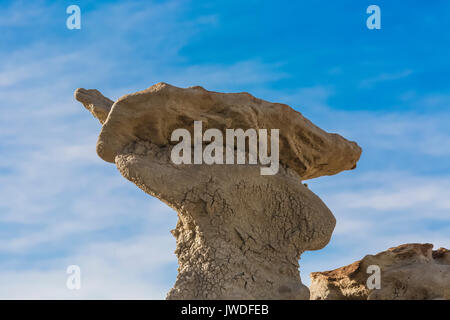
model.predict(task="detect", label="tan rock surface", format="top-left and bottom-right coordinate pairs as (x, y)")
top-left (75, 88), bottom-right (113, 124)
top-left (76, 82), bottom-right (361, 180)
top-left (310, 243), bottom-right (450, 300)
top-left (75, 82), bottom-right (362, 299)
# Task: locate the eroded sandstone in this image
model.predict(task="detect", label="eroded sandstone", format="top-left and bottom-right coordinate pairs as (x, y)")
top-left (75, 82), bottom-right (361, 299)
top-left (310, 243), bottom-right (450, 300)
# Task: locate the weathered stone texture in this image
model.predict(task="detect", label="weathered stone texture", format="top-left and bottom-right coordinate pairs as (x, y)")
top-left (310, 243), bottom-right (450, 300)
top-left (76, 83), bottom-right (362, 299)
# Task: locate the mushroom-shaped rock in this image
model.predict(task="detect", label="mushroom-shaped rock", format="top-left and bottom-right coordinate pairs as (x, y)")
top-left (75, 82), bottom-right (362, 299)
top-left (310, 243), bottom-right (450, 300)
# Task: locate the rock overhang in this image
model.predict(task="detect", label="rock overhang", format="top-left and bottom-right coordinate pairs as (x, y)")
top-left (77, 82), bottom-right (362, 180)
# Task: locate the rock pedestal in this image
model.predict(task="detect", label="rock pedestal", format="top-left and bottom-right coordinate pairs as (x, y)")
top-left (75, 83), bottom-right (361, 299)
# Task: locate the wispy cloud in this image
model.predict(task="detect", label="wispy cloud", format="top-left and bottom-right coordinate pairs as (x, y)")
top-left (301, 170), bottom-right (450, 285)
top-left (0, 1), bottom-right (51, 27)
top-left (0, 233), bottom-right (177, 299)
top-left (360, 70), bottom-right (413, 88)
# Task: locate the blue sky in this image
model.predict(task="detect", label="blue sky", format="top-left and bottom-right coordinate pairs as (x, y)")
top-left (0, 0), bottom-right (449, 298)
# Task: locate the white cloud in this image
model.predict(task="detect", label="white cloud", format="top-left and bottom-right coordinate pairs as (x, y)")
top-left (300, 170), bottom-right (450, 283)
top-left (360, 69), bottom-right (413, 88)
top-left (0, 1), bottom-right (51, 27)
top-left (0, 233), bottom-right (177, 299)
top-left (326, 173), bottom-right (450, 214)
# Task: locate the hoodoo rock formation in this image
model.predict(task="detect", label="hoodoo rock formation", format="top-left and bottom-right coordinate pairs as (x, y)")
top-left (310, 243), bottom-right (450, 300)
top-left (75, 82), bottom-right (362, 299)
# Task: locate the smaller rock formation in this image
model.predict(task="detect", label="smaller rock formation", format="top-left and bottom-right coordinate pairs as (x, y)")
top-left (310, 243), bottom-right (450, 300)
